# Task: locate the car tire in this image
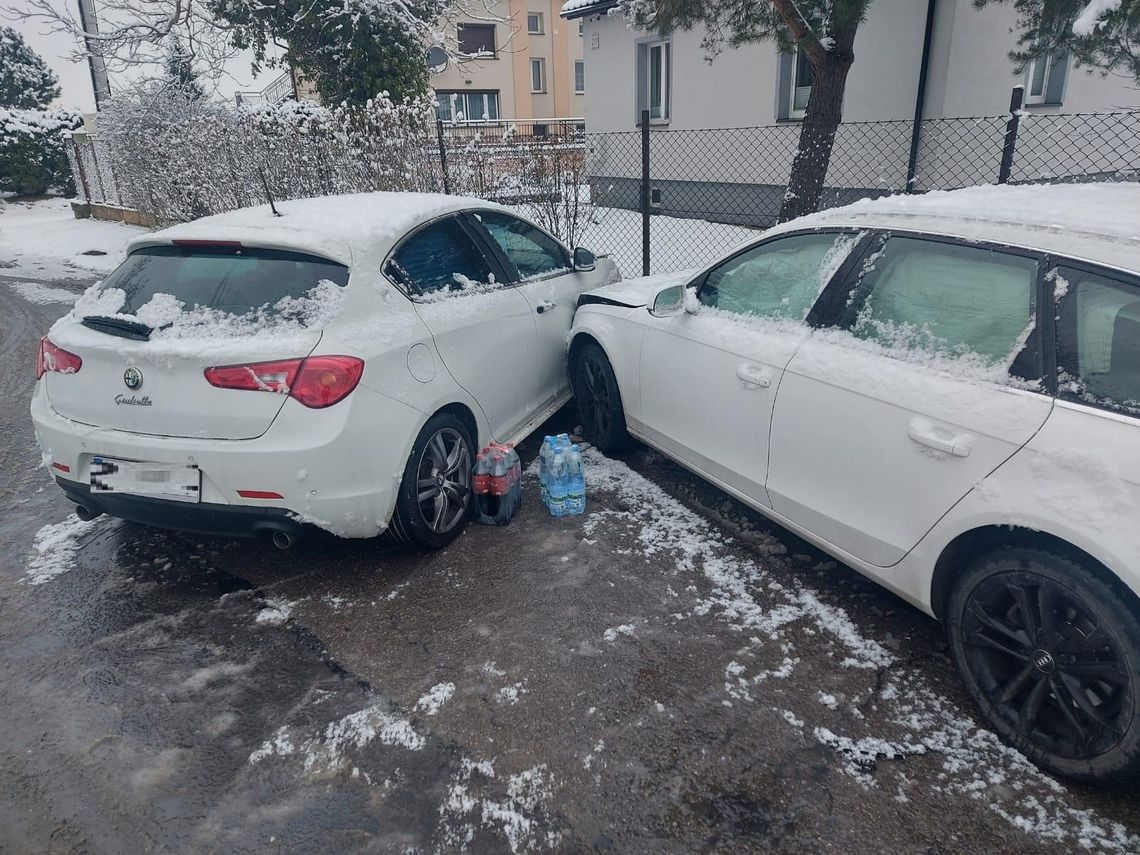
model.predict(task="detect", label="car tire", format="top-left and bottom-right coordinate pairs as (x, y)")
top-left (571, 342), bottom-right (628, 453)
top-left (946, 546), bottom-right (1140, 783)
top-left (390, 412), bottom-right (474, 550)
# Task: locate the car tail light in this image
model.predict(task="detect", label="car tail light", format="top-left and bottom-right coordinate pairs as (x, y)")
top-left (36, 337), bottom-right (83, 380)
top-left (204, 356), bottom-right (363, 409)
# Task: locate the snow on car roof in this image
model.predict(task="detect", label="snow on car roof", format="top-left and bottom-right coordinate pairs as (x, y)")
top-left (776, 183), bottom-right (1140, 272)
top-left (128, 192), bottom-right (506, 266)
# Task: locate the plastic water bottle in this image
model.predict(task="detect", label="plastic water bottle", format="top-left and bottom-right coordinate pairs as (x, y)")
top-left (539, 435), bottom-right (554, 506)
top-left (566, 445), bottom-right (585, 515)
top-left (548, 450), bottom-right (568, 517)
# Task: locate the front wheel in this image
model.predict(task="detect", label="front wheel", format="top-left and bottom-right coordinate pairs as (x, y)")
top-left (571, 342), bottom-right (627, 453)
top-left (390, 413), bottom-right (474, 550)
top-left (946, 547), bottom-right (1140, 783)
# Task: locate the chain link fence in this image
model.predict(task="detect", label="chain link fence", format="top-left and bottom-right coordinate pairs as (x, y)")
top-left (69, 92), bottom-right (1140, 278)
top-left (583, 97), bottom-right (1140, 276)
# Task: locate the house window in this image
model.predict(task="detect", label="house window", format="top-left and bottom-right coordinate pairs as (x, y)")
top-left (457, 23), bottom-right (496, 57)
top-left (527, 12), bottom-right (543, 34)
top-left (574, 61), bottom-right (585, 93)
top-left (436, 90), bottom-right (500, 122)
top-left (637, 40), bottom-right (671, 123)
top-left (1025, 50), bottom-right (1068, 105)
top-left (578, 20), bottom-right (584, 36)
top-left (530, 58), bottom-right (546, 93)
top-left (790, 48), bottom-right (813, 118)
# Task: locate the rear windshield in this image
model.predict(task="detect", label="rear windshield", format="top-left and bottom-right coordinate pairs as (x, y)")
top-left (99, 245), bottom-right (350, 317)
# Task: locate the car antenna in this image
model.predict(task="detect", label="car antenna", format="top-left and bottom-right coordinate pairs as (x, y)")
top-left (259, 166), bottom-right (282, 217)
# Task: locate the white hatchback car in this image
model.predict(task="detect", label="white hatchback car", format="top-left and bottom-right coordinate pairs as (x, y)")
top-left (568, 184), bottom-right (1140, 782)
top-left (32, 192), bottom-right (616, 549)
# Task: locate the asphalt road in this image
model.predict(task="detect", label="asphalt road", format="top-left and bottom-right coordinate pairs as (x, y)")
top-left (2, 271), bottom-right (1140, 854)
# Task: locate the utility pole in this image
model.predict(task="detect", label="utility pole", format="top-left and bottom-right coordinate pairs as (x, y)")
top-left (74, 0), bottom-right (111, 108)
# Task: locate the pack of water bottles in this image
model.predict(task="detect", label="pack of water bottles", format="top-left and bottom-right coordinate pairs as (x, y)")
top-left (473, 443), bottom-right (523, 526)
top-left (538, 434), bottom-right (586, 517)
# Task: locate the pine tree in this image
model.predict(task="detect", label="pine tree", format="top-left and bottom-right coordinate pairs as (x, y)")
top-left (211, 0), bottom-right (438, 105)
top-left (0, 26), bottom-right (61, 109)
top-left (621, 0), bottom-right (871, 222)
top-left (164, 37), bottom-right (205, 100)
top-left (977, 0), bottom-right (1140, 81)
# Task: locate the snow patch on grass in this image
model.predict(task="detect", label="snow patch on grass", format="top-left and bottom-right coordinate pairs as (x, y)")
top-left (23, 515), bottom-right (106, 585)
top-left (8, 281), bottom-right (79, 305)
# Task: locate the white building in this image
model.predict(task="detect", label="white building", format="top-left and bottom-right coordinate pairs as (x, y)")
top-left (561, 0), bottom-right (1140, 227)
top-left (562, 0), bottom-right (1139, 131)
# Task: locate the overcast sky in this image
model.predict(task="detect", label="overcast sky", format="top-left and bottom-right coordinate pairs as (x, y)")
top-left (11, 2), bottom-right (282, 112)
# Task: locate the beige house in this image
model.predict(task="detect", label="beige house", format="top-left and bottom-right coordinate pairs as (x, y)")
top-left (432, 1), bottom-right (586, 121)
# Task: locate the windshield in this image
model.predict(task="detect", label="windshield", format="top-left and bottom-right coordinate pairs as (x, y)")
top-left (96, 245), bottom-right (350, 319)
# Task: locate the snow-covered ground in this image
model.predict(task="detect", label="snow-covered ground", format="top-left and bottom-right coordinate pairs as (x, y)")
top-left (0, 197), bottom-right (144, 282)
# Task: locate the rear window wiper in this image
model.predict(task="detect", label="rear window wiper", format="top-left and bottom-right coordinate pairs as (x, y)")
top-left (81, 315), bottom-right (154, 341)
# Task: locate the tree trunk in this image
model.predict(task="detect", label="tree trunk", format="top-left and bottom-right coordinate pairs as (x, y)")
top-left (778, 57), bottom-right (853, 223)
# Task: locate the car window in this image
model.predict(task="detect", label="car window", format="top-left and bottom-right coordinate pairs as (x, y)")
top-left (842, 236), bottom-right (1038, 369)
top-left (389, 217), bottom-right (496, 295)
top-left (475, 211), bottom-right (569, 280)
top-left (697, 232), bottom-right (860, 322)
top-left (1055, 267), bottom-right (1140, 415)
top-left (99, 246), bottom-right (349, 319)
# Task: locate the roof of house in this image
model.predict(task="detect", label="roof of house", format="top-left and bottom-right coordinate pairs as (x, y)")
top-left (128, 192), bottom-right (508, 265)
top-left (560, 0), bottom-right (618, 19)
top-left (771, 182), bottom-right (1140, 273)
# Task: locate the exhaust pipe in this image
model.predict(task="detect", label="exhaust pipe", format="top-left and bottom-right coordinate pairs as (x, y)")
top-left (271, 530), bottom-right (294, 550)
top-left (75, 504), bottom-right (102, 522)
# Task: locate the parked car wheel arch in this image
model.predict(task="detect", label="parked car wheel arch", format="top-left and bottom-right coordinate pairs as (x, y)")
top-left (930, 525), bottom-right (1140, 624)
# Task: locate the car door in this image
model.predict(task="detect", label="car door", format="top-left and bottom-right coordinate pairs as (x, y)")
top-left (766, 233), bottom-right (1054, 567)
top-left (467, 210), bottom-right (592, 412)
top-left (637, 231), bottom-right (866, 507)
top-left (387, 214), bottom-right (543, 442)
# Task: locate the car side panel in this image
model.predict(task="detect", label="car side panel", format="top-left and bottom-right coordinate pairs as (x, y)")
top-left (903, 401), bottom-right (1140, 610)
top-left (569, 304), bottom-right (647, 424)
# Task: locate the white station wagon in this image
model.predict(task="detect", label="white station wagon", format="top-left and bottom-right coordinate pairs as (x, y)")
top-left (568, 184), bottom-right (1140, 783)
top-left (32, 192), bottom-right (616, 550)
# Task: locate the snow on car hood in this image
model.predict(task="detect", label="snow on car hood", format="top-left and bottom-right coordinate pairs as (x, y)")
top-left (581, 269), bottom-right (700, 308)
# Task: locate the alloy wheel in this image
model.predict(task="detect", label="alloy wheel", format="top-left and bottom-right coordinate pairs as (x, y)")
top-left (415, 427), bottom-right (470, 534)
top-left (579, 351), bottom-right (614, 438)
top-left (962, 570), bottom-right (1132, 760)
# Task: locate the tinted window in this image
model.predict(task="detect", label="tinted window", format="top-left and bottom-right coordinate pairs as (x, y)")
top-left (698, 232), bottom-right (859, 321)
top-left (98, 245), bottom-right (348, 319)
top-left (1056, 267), bottom-right (1140, 415)
top-left (389, 217), bottom-right (495, 295)
top-left (476, 211), bottom-right (568, 280)
top-left (843, 237), bottom-right (1038, 367)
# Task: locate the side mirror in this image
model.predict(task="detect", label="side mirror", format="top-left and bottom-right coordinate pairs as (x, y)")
top-left (573, 246), bottom-right (597, 272)
top-left (650, 284), bottom-right (685, 318)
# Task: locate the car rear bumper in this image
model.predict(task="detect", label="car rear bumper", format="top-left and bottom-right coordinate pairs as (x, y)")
top-left (31, 382), bottom-right (425, 539)
top-left (57, 478), bottom-right (303, 540)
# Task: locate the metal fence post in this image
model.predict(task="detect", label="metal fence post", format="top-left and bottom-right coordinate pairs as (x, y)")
top-left (998, 85), bottom-right (1024, 184)
top-left (640, 109), bottom-right (651, 276)
top-left (436, 119), bottom-right (451, 195)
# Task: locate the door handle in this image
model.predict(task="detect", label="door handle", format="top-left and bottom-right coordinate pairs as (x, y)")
top-left (736, 364), bottom-right (771, 389)
top-left (908, 418), bottom-right (972, 458)
top-left (536, 300), bottom-right (557, 314)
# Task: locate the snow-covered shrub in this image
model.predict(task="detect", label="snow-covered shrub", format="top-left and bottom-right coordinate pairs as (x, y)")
top-left (92, 89), bottom-right (443, 223)
top-left (0, 107), bottom-right (82, 196)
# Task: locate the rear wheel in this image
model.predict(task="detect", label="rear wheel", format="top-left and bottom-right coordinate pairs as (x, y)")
top-left (946, 547), bottom-right (1140, 782)
top-left (571, 342), bottom-right (627, 452)
top-left (390, 413), bottom-right (474, 550)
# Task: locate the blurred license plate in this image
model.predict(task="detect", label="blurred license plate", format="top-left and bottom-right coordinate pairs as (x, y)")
top-left (90, 457), bottom-right (201, 503)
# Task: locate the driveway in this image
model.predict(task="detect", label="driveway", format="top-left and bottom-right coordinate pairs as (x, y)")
top-left (2, 268), bottom-right (1139, 853)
